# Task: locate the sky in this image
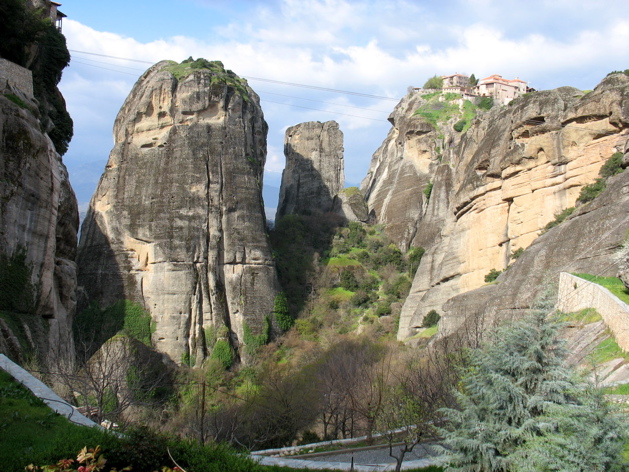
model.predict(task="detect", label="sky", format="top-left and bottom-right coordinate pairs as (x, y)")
top-left (56, 0), bottom-right (629, 219)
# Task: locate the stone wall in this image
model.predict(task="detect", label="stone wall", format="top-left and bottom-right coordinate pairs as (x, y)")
top-left (0, 59), bottom-right (34, 97)
top-left (557, 272), bottom-right (629, 351)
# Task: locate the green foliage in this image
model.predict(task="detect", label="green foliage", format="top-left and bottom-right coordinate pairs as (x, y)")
top-left (477, 96), bottom-right (494, 110)
top-left (591, 336), bottom-right (629, 364)
top-left (559, 307), bottom-right (602, 324)
top-left (210, 339), bottom-right (233, 369)
top-left (413, 99), bottom-right (460, 128)
top-left (74, 299), bottom-right (153, 359)
top-left (407, 246), bottom-right (425, 277)
top-left (421, 309), bottom-right (440, 328)
top-left (423, 75), bottom-right (443, 89)
top-left (543, 206), bottom-right (575, 231)
top-left (572, 273), bottom-right (629, 304)
top-left (3, 93), bottom-right (29, 110)
top-left (0, 0), bottom-right (49, 66)
top-left (468, 73), bottom-right (479, 86)
top-left (243, 316), bottom-right (270, 356)
top-left (164, 58), bottom-right (250, 102)
top-left (607, 69), bottom-right (629, 77)
top-left (443, 92), bottom-right (461, 101)
top-left (340, 270), bottom-right (360, 291)
top-left (453, 119), bottom-right (466, 132)
top-left (0, 247), bottom-right (37, 313)
top-left (577, 178), bottom-right (606, 203)
top-left (484, 268), bottom-right (502, 283)
top-left (510, 247), bottom-right (524, 260)
top-left (600, 151), bottom-right (625, 178)
top-left (273, 292), bottom-right (294, 331)
top-left (423, 181), bottom-right (433, 202)
top-left (441, 312), bottom-right (628, 472)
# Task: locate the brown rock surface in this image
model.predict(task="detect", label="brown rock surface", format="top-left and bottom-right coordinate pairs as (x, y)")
top-left (77, 60), bottom-right (279, 365)
top-left (390, 75), bottom-right (629, 340)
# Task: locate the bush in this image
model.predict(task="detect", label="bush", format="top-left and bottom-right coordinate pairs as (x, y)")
top-left (577, 178), bottom-right (606, 203)
top-left (599, 151), bottom-right (624, 178)
top-left (510, 247), bottom-right (524, 260)
top-left (423, 181), bottom-right (433, 202)
top-left (484, 268), bottom-right (502, 283)
top-left (421, 309), bottom-right (441, 328)
top-left (423, 75), bottom-right (443, 89)
top-left (477, 96), bottom-right (494, 110)
top-left (273, 292), bottom-right (294, 331)
top-left (407, 246), bottom-right (425, 277)
top-left (543, 207), bottom-right (575, 232)
top-left (453, 119), bottom-right (466, 132)
top-left (350, 290), bottom-right (371, 307)
top-left (340, 270), bottom-right (360, 291)
top-left (375, 301), bottom-right (392, 317)
top-left (210, 339), bottom-right (233, 369)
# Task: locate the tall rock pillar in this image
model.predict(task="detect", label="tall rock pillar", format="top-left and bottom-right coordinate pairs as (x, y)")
top-left (77, 59), bottom-right (279, 365)
top-left (277, 121), bottom-right (344, 218)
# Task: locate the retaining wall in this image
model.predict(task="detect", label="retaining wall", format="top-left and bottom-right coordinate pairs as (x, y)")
top-left (0, 58), bottom-right (34, 97)
top-left (557, 272), bottom-right (629, 351)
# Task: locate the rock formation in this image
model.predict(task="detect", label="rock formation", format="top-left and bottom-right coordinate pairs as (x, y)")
top-left (277, 121), bottom-right (344, 218)
top-left (361, 74), bottom-right (629, 340)
top-left (0, 70), bottom-right (78, 364)
top-left (77, 59), bottom-right (279, 365)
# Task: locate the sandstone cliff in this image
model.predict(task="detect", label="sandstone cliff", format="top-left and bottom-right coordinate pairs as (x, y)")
top-left (277, 121), bottom-right (344, 218)
top-left (361, 75), bottom-right (629, 340)
top-left (77, 59), bottom-right (279, 365)
top-left (0, 75), bottom-right (78, 364)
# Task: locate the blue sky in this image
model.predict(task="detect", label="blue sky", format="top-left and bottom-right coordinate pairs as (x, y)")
top-left (57, 0), bottom-right (629, 218)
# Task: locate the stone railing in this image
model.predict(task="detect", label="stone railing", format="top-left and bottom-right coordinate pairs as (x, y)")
top-left (557, 272), bottom-right (629, 351)
top-left (0, 58), bottom-right (34, 97)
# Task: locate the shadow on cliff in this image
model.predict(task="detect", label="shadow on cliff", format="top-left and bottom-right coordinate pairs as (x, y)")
top-left (270, 146), bottom-right (345, 317)
top-left (75, 212), bottom-right (127, 359)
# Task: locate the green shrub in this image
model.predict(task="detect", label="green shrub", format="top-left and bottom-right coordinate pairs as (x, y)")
top-left (510, 247), bottom-right (524, 260)
top-left (407, 246), bottom-right (425, 277)
top-left (599, 151), bottom-right (624, 178)
top-left (375, 302), bottom-right (392, 317)
top-left (350, 290), bottom-right (371, 307)
top-left (453, 119), bottom-right (466, 132)
top-left (210, 339), bottom-right (233, 369)
top-left (577, 178), bottom-right (606, 203)
top-left (424, 181), bottom-right (433, 202)
top-left (422, 309), bottom-right (441, 328)
top-left (423, 75), bottom-right (443, 89)
top-left (243, 316), bottom-right (270, 356)
top-left (543, 207), bottom-right (575, 231)
top-left (273, 292), bottom-right (294, 331)
top-left (340, 270), bottom-right (359, 291)
top-left (484, 268), bottom-right (502, 283)
top-left (477, 96), bottom-right (494, 110)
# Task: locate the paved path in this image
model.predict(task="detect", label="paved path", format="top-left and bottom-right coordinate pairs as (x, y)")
top-left (253, 442), bottom-right (441, 471)
top-left (0, 354), bottom-right (102, 429)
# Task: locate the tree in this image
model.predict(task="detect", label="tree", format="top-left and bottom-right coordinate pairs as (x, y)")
top-left (273, 292), bottom-right (293, 331)
top-left (423, 75), bottom-right (443, 89)
top-left (468, 73), bottom-right (479, 86)
top-left (440, 312), bottom-right (627, 472)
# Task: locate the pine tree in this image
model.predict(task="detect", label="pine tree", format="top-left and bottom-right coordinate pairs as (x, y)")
top-left (440, 312), bottom-right (627, 472)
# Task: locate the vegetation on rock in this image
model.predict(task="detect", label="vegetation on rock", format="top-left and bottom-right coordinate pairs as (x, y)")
top-left (423, 75), bottom-right (444, 89)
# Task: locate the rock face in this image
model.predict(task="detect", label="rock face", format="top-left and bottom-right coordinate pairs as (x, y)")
top-left (277, 121), bottom-right (344, 218)
top-left (77, 60), bottom-right (279, 365)
top-left (441, 167), bottom-right (629, 338)
top-left (0, 76), bottom-right (78, 363)
top-left (363, 75), bottom-right (629, 340)
top-left (361, 93), bottom-right (453, 251)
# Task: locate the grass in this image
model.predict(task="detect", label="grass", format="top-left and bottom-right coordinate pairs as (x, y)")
top-left (326, 256), bottom-right (361, 268)
top-left (419, 325), bottom-right (439, 338)
top-left (591, 336), bottom-right (629, 364)
top-left (327, 287), bottom-right (355, 301)
top-left (572, 273), bottom-right (629, 304)
top-left (558, 307), bottom-right (602, 324)
top-left (604, 383), bottom-right (629, 395)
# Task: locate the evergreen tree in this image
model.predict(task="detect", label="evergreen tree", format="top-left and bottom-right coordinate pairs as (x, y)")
top-left (440, 312), bottom-right (627, 472)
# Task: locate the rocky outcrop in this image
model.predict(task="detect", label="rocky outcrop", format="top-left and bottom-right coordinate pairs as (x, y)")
top-left (277, 121), bottom-right (344, 218)
top-left (380, 74), bottom-right (629, 340)
top-left (0, 76), bottom-right (78, 364)
top-left (77, 59), bottom-right (279, 365)
top-left (439, 168), bottom-right (629, 338)
top-left (332, 187), bottom-right (370, 223)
